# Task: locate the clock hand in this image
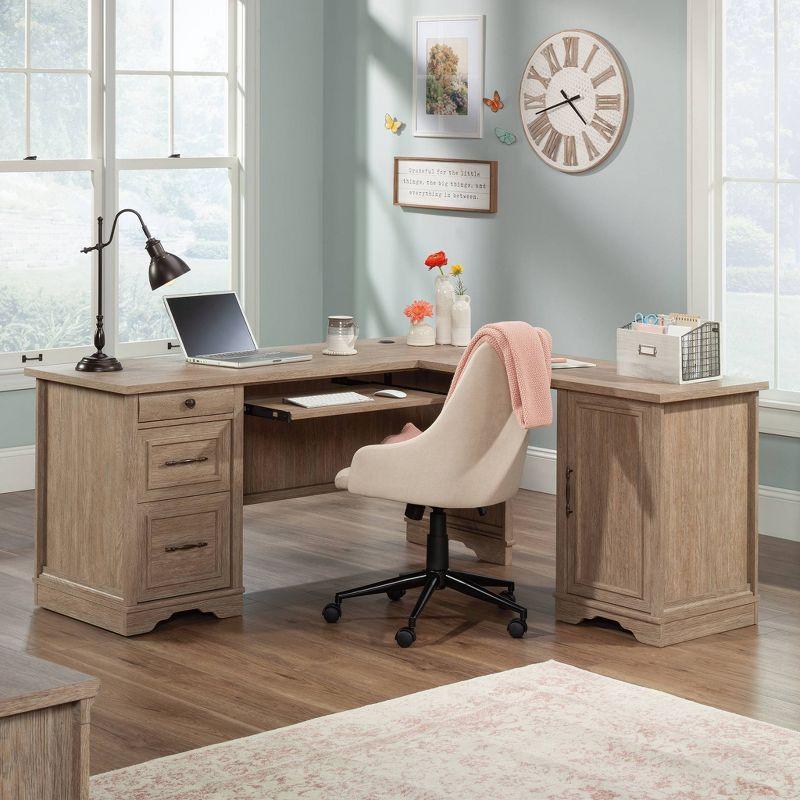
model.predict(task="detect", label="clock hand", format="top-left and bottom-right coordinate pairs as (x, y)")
top-left (560, 89), bottom-right (587, 125)
top-left (535, 94), bottom-right (581, 115)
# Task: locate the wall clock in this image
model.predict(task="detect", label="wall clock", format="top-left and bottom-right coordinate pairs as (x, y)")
top-left (519, 29), bottom-right (628, 173)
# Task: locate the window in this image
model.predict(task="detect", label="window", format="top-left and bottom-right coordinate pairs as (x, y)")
top-left (721, 0), bottom-right (800, 402)
top-left (690, 0), bottom-right (800, 433)
top-left (0, 0), bottom-right (259, 374)
top-left (0, 0), bottom-right (96, 365)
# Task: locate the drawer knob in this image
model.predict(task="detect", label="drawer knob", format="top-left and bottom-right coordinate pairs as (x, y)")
top-left (184, 398), bottom-right (197, 409)
top-left (164, 456), bottom-right (209, 467)
top-left (164, 541), bottom-right (208, 553)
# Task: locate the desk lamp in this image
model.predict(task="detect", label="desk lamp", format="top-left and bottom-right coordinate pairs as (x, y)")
top-left (77, 209), bottom-right (190, 372)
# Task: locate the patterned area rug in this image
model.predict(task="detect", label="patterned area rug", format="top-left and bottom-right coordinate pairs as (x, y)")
top-left (91, 660), bottom-right (800, 799)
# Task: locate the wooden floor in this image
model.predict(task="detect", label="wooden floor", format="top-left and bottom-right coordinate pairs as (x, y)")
top-left (1, 488), bottom-right (799, 775)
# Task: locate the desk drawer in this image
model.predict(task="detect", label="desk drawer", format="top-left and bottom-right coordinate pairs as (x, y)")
top-left (138, 420), bottom-right (231, 502)
top-left (139, 387), bottom-right (236, 423)
top-left (138, 493), bottom-right (231, 602)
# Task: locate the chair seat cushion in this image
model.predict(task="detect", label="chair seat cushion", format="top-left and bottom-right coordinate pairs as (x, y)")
top-left (334, 467), bottom-right (350, 490)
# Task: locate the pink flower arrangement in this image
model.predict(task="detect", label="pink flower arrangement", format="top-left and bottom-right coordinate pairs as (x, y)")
top-left (404, 299), bottom-right (434, 325)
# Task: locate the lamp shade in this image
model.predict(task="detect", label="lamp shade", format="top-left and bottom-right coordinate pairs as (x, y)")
top-left (145, 238), bottom-right (191, 290)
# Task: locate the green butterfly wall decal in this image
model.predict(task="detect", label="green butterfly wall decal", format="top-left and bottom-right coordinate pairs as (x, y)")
top-left (494, 127), bottom-right (516, 145)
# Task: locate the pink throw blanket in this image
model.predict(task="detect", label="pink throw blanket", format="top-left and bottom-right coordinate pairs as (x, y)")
top-left (447, 322), bottom-right (552, 429)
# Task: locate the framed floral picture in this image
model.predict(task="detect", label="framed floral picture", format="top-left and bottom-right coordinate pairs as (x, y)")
top-left (412, 15), bottom-right (485, 138)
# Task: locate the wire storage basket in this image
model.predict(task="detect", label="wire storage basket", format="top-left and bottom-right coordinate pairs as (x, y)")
top-left (617, 321), bottom-right (721, 384)
top-left (680, 321), bottom-right (720, 382)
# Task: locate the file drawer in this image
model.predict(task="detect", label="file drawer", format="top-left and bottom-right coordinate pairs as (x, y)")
top-left (138, 492), bottom-right (231, 602)
top-left (139, 387), bottom-right (236, 422)
top-left (137, 420), bottom-right (231, 502)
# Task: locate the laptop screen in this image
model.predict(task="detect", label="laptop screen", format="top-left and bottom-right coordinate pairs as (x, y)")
top-left (165, 293), bottom-right (256, 357)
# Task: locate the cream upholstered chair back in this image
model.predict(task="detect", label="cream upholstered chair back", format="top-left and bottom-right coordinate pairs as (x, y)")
top-left (336, 343), bottom-right (529, 509)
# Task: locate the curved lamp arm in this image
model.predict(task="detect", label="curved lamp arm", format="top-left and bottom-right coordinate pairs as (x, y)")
top-left (81, 208), bottom-right (152, 254)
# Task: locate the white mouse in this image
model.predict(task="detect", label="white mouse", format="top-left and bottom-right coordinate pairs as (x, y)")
top-left (374, 389), bottom-right (407, 399)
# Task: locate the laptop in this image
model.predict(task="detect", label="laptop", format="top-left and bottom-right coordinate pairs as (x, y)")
top-left (164, 291), bottom-right (312, 368)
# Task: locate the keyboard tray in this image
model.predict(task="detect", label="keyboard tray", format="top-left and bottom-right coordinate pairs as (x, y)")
top-left (244, 383), bottom-right (446, 422)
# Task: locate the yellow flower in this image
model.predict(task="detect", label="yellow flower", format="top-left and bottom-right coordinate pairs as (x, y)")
top-left (450, 264), bottom-right (463, 276)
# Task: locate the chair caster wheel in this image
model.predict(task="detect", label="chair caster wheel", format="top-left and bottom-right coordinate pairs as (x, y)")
top-left (507, 618), bottom-right (527, 638)
top-left (322, 603), bottom-right (341, 623)
top-left (387, 588), bottom-right (406, 601)
top-left (395, 627), bottom-right (416, 648)
top-left (499, 589), bottom-right (516, 603)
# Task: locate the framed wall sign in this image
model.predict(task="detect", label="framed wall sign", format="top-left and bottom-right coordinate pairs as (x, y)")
top-left (394, 157), bottom-right (498, 213)
top-left (412, 15), bottom-right (485, 138)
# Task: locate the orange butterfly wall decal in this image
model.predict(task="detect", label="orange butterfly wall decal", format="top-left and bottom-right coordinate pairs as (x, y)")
top-left (483, 91), bottom-right (504, 113)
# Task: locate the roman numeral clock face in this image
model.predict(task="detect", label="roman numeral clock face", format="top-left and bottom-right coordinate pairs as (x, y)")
top-left (519, 30), bottom-right (628, 173)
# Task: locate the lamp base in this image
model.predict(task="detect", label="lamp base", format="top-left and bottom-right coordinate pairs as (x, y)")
top-left (75, 352), bottom-right (123, 372)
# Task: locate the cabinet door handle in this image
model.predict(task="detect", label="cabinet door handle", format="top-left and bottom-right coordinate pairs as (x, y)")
top-left (164, 456), bottom-right (209, 467)
top-left (565, 467), bottom-right (574, 517)
top-left (164, 541), bottom-right (208, 553)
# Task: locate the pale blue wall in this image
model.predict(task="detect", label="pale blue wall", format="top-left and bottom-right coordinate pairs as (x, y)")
top-left (0, 389), bottom-right (35, 448)
top-left (322, 0), bottom-right (687, 455)
top-left (260, 0), bottom-right (325, 346)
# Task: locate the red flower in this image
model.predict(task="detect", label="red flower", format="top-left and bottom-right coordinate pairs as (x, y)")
top-left (424, 250), bottom-right (448, 270)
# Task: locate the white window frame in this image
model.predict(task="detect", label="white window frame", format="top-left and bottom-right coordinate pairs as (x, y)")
top-left (688, 0), bottom-right (800, 437)
top-left (0, 0), bottom-right (105, 380)
top-left (0, 0), bottom-right (260, 389)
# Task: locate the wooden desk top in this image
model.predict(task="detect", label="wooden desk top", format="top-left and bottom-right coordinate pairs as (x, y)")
top-left (0, 648), bottom-right (99, 718)
top-left (25, 337), bottom-right (768, 404)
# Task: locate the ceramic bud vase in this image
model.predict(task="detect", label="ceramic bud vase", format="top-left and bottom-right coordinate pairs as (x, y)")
top-left (434, 274), bottom-right (455, 345)
top-left (406, 320), bottom-right (436, 346)
top-left (451, 294), bottom-right (471, 347)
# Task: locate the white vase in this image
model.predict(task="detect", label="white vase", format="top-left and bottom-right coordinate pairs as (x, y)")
top-left (451, 294), bottom-right (471, 347)
top-left (434, 274), bottom-right (455, 345)
top-left (406, 321), bottom-right (436, 346)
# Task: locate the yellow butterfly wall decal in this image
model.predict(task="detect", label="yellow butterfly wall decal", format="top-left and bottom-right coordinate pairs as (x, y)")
top-left (384, 113), bottom-right (403, 134)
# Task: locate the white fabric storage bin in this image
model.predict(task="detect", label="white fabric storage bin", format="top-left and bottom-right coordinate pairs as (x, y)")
top-left (616, 322), bottom-right (721, 384)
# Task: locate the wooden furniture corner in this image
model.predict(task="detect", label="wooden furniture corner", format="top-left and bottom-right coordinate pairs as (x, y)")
top-left (0, 648), bottom-right (99, 799)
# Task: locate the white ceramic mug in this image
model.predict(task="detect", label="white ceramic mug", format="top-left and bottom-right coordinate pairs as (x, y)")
top-left (326, 315), bottom-right (359, 354)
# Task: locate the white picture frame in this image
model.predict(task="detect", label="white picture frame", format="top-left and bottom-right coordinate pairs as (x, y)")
top-left (412, 15), bottom-right (485, 139)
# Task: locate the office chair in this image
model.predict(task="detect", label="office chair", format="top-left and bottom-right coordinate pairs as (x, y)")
top-left (323, 342), bottom-right (530, 647)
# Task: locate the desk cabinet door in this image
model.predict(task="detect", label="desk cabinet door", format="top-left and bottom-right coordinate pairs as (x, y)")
top-left (563, 393), bottom-right (656, 612)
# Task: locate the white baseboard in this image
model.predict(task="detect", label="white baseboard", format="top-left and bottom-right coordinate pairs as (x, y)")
top-left (0, 444), bottom-right (35, 494)
top-left (521, 446), bottom-right (800, 543)
top-left (758, 485), bottom-right (800, 542)
top-left (521, 446), bottom-right (557, 495)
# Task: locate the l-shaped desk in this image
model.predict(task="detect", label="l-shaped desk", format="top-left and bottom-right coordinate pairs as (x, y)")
top-left (26, 339), bottom-right (767, 646)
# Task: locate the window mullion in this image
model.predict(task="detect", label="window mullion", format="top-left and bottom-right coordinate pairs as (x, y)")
top-left (773, 0), bottom-right (781, 391)
top-left (24, 0), bottom-right (30, 157)
top-left (169, 0), bottom-right (175, 155)
top-left (104, 0), bottom-right (120, 356)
